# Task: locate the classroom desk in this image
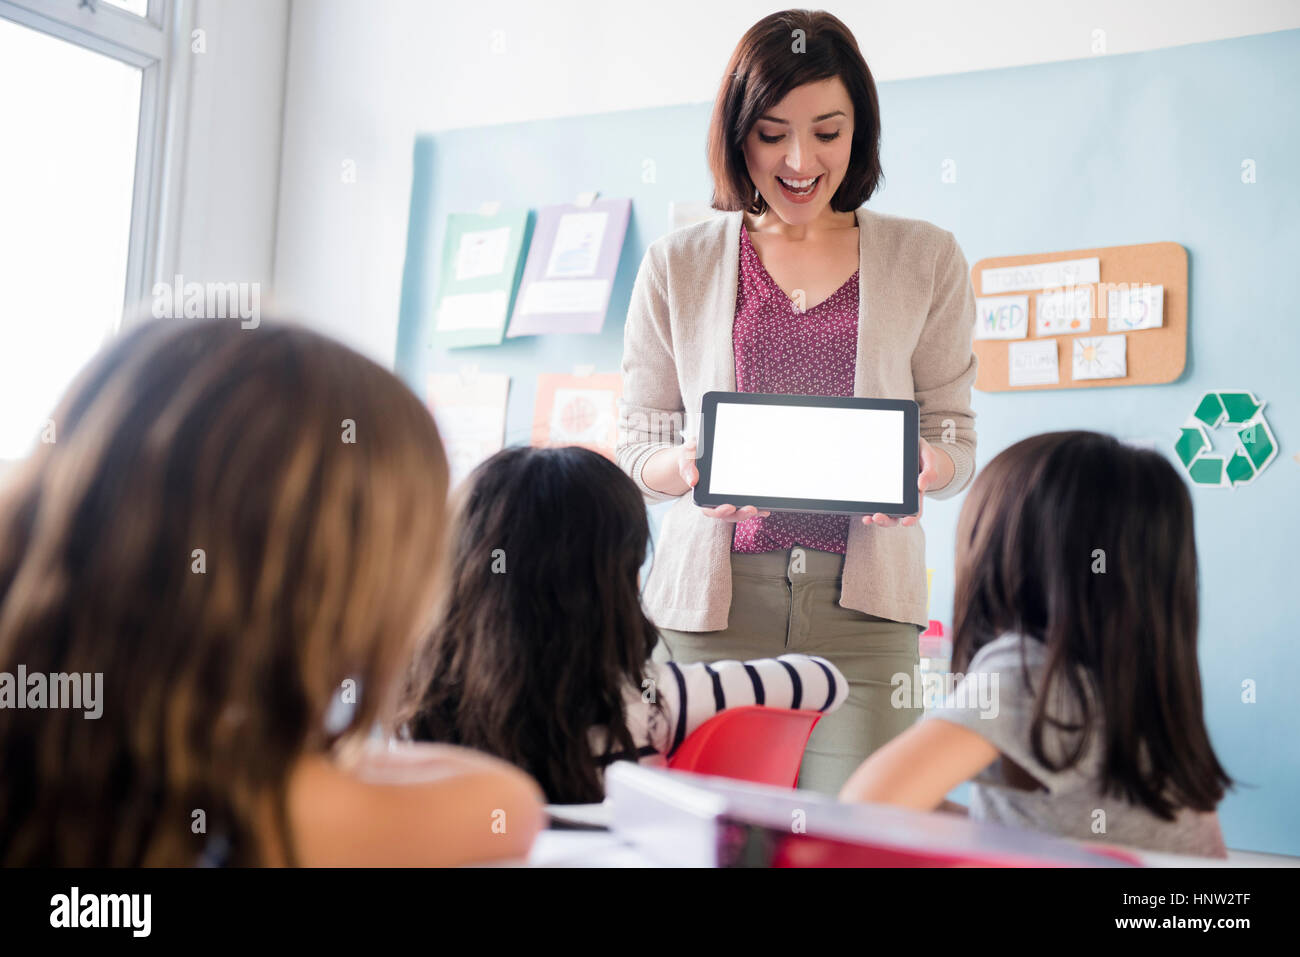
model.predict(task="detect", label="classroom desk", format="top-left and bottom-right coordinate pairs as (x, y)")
top-left (528, 805), bottom-right (1300, 868)
top-left (528, 830), bottom-right (1300, 867)
top-left (529, 829), bottom-right (655, 867)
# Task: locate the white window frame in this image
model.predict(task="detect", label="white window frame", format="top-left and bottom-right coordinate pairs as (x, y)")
top-left (0, 0), bottom-right (194, 327)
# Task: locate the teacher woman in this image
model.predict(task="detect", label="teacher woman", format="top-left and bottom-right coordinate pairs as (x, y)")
top-left (616, 10), bottom-right (978, 794)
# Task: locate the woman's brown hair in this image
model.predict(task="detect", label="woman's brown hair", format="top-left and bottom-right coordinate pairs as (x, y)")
top-left (708, 9), bottom-right (884, 215)
top-left (0, 319), bottom-right (450, 865)
top-left (952, 431), bottom-right (1231, 819)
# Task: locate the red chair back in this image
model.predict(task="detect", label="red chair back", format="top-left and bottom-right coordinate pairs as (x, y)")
top-left (667, 706), bottom-right (822, 788)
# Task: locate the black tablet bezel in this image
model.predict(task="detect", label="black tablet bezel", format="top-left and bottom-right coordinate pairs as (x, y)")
top-left (692, 391), bottom-right (920, 516)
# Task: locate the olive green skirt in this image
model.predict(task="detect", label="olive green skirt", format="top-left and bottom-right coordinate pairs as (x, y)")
top-left (652, 545), bottom-right (923, 795)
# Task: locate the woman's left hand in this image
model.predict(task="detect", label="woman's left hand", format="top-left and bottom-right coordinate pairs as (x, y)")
top-left (861, 436), bottom-right (953, 528)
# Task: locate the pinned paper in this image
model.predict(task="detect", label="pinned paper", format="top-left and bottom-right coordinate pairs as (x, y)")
top-left (427, 372), bottom-right (511, 488)
top-left (454, 227), bottom-right (512, 282)
top-left (435, 290), bottom-right (509, 333)
top-left (1072, 335), bottom-right (1127, 380)
top-left (517, 279), bottom-right (610, 316)
top-left (508, 198), bottom-right (631, 337)
top-left (531, 372), bottom-right (623, 460)
top-left (432, 208), bottom-right (530, 349)
top-left (981, 257), bottom-right (1100, 295)
top-left (546, 211), bottom-right (608, 278)
top-left (1008, 339), bottom-right (1059, 387)
top-left (1035, 286), bottom-right (1093, 336)
top-left (974, 295), bottom-right (1029, 340)
top-left (1107, 283), bottom-right (1164, 332)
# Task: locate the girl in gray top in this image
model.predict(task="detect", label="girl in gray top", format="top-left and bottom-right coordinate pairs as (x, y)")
top-left (840, 431), bottom-right (1231, 859)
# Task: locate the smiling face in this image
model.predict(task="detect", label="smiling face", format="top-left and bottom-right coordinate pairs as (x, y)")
top-left (742, 76), bottom-right (856, 224)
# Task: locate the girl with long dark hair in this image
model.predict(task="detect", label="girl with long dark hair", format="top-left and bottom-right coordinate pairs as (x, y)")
top-left (402, 445), bottom-right (847, 804)
top-left (840, 431), bottom-right (1231, 857)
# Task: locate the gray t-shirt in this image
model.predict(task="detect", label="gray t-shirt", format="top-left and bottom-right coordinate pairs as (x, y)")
top-left (922, 633), bottom-right (1226, 859)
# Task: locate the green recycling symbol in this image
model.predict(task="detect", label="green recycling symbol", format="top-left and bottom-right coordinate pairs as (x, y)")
top-left (1174, 391), bottom-right (1277, 487)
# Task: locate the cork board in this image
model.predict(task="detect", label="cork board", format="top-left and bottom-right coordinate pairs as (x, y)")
top-left (970, 241), bottom-right (1187, 392)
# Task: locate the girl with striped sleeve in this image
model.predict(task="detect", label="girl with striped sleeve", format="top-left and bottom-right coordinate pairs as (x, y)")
top-left (603, 653), bottom-right (847, 767)
top-left (400, 446), bottom-right (847, 804)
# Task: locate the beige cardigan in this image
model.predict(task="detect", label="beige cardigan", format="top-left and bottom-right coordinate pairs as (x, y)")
top-left (616, 207), bottom-right (977, 631)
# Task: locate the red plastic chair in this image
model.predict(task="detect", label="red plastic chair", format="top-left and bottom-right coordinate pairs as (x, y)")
top-left (667, 706), bottom-right (823, 788)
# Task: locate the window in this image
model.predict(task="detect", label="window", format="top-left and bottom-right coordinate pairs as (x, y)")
top-left (0, 0), bottom-right (187, 460)
top-left (103, 0), bottom-right (150, 16)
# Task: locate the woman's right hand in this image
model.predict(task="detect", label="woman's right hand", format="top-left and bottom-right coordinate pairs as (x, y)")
top-left (679, 437), bottom-right (770, 523)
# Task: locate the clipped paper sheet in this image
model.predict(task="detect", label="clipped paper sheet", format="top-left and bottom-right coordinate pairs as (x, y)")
top-left (435, 290), bottom-right (509, 333)
top-left (432, 208), bottom-right (530, 349)
top-left (454, 227), bottom-right (512, 281)
top-left (974, 295), bottom-right (1029, 340)
top-left (1008, 339), bottom-right (1059, 387)
top-left (531, 372), bottom-right (623, 460)
top-left (545, 212), bottom-right (608, 278)
top-left (1072, 335), bottom-right (1127, 380)
top-left (427, 372), bottom-right (510, 488)
top-left (982, 257), bottom-right (1100, 295)
top-left (1035, 286), bottom-right (1093, 336)
top-left (518, 279), bottom-right (610, 316)
top-left (508, 198), bottom-right (631, 337)
top-left (550, 389), bottom-right (616, 444)
top-left (1107, 283), bottom-right (1164, 332)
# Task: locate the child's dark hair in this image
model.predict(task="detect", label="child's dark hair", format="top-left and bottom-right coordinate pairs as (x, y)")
top-left (400, 445), bottom-right (663, 804)
top-left (952, 430), bottom-right (1231, 820)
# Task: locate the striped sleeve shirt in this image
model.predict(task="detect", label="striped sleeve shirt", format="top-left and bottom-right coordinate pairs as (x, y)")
top-left (594, 654), bottom-right (849, 765)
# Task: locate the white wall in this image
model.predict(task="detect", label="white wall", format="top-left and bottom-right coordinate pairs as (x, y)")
top-left (272, 0), bottom-right (1300, 366)
top-left (171, 0), bottom-right (289, 293)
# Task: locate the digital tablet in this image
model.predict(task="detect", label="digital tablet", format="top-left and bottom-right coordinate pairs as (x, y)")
top-left (693, 392), bottom-right (919, 516)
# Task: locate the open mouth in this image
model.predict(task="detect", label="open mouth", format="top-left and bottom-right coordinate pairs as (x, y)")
top-left (776, 174), bottom-right (822, 198)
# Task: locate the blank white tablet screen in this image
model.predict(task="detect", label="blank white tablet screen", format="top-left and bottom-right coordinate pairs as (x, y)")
top-left (707, 403), bottom-right (905, 504)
